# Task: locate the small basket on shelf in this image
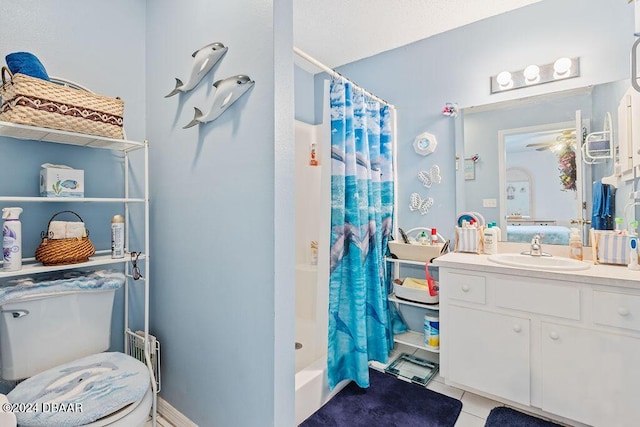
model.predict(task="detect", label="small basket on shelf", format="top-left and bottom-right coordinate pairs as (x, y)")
top-left (35, 210), bottom-right (96, 266)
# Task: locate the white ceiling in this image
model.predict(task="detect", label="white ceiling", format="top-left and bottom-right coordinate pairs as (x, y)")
top-left (293, 0), bottom-right (543, 71)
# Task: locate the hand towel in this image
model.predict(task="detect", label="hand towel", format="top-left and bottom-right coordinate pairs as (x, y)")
top-left (48, 221), bottom-right (86, 239)
top-left (592, 180), bottom-right (615, 230)
top-left (47, 221), bottom-right (67, 239)
top-left (65, 221), bottom-right (86, 238)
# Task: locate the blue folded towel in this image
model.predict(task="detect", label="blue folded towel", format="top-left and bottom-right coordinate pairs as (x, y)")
top-left (5, 51), bottom-right (50, 81)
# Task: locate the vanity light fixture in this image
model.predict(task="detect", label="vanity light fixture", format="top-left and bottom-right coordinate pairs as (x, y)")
top-left (553, 57), bottom-right (572, 77)
top-left (523, 64), bottom-right (540, 84)
top-left (490, 57), bottom-right (580, 94)
top-left (496, 71), bottom-right (513, 89)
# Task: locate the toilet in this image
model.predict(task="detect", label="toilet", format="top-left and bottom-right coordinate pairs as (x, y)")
top-left (0, 271), bottom-right (152, 426)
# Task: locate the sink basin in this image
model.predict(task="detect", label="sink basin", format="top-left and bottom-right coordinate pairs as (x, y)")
top-left (487, 253), bottom-right (591, 271)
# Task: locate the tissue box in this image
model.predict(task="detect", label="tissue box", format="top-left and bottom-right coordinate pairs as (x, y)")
top-left (39, 166), bottom-right (84, 198)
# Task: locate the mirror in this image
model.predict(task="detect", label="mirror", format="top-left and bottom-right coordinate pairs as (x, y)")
top-left (500, 121), bottom-right (579, 244)
top-left (457, 79), bottom-right (633, 245)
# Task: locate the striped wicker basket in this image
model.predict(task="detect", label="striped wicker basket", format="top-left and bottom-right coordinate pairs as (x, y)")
top-left (0, 67), bottom-right (124, 139)
top-left (35, 211), bottom-right (96, 266)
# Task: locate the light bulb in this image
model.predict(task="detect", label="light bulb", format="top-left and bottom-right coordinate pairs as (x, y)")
top-left (523, 65), bottom-right (540, 83)
top-left (496, 71), bottom-right (512, 88)
top-left (553, 57), bottom-right (572, 78)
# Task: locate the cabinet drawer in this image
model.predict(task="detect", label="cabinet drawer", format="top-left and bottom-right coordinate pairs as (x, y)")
top-left (495, 278), bottom-right (580, 320)
top-left (593, 290), bottom-right (640, 332)
top-left (447, 272), bottom-right (486, 304)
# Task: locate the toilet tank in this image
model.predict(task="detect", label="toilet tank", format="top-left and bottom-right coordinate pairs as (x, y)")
top-left (0, 289), bottom-right (117, 381)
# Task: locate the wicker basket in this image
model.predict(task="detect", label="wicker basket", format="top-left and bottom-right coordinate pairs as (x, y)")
top-left (35, 211), bottom-right (96, 266)
top-left (0, 67), bottom-right (124, 139)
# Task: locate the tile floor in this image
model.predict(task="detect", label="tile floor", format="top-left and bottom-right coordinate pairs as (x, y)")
top-left (369, 343), bottom-right (509, 427)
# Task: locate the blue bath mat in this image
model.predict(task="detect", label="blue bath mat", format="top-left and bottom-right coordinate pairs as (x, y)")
top-left (485, 407), bottom-right (563, 427)
top-left (299, 368), bottom-right (462, 426)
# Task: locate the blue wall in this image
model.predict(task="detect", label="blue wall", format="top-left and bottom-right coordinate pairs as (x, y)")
top-left (295, 65), bottom-right (316, 124)
top-left (299, 0), bottom-right (634, 241)
top-left (1, 1), bottom-right (295, 426)
top-left (145, 1), bottom-right (294, 426)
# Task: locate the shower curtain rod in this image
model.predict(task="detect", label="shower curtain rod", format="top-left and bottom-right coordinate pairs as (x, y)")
top-left (293, 47), bottom-right (395, 109)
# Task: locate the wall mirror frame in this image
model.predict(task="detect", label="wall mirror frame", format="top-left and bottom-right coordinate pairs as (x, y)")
top-left (455, 78), bottom-right (635, 247)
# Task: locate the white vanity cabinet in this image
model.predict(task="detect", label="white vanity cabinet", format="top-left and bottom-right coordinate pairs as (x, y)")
top-left (437, 253), bottom-right (640, 427)
top-left (540, 322), bottom-right (640, 426)
top-left (448, 305), bottom-right (530, 405)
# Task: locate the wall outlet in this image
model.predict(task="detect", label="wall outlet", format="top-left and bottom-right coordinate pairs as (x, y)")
top-left (483, 198), bottom-right (497, 208)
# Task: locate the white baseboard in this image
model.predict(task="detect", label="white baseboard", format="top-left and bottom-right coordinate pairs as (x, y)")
top-left (157, 396), bottom-right (199, 427)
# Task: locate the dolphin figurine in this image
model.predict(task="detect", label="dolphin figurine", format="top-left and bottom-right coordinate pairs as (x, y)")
top-left (165, 42), bottom-right (228, 98)
top-left (183, 74), bottom-right (255, 128)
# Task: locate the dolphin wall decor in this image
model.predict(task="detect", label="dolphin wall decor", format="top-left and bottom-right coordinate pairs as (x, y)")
top-left (183, 74), bottom-right (255, 128)
top-left (165, 42), bottom-right (228, 98)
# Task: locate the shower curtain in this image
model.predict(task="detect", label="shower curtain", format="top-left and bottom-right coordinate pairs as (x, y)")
top-left (327, 78), bottom-right (394, 389)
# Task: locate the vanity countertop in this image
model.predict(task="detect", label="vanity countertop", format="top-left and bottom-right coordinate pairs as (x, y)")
top-left (434, 252), bottom-right (640, 290)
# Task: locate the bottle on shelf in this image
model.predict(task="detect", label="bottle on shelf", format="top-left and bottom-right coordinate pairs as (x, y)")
top-left (430, 228), bottom-right (438, 246)
top-left (310, 240), bottom-right (318, 265)
top-left (2, 207), bottom-right (23, 271)
top-left (309, 142), bottom-right (319, 166)
top-left (419, 231), bottom-right (428, 245)
top-left (111, 215), bottom-right (125, 259)
top-left (424, 309), bottom-right (439, 350)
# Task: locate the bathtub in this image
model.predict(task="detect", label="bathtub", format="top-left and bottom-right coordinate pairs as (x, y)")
top-left (295, 101), bottom-right (348, 425)
top-left (294, 265), bottom-right (348, 425)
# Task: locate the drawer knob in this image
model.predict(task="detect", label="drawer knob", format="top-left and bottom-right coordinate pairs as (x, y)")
top-left (513, 324), bottom-right (522, 333)
top-left (617, 307), bottom-right (630, 317)
top-left (549, 331), bottom-right (560, 340)
top-left (461, 284), bottom-right (470, 292)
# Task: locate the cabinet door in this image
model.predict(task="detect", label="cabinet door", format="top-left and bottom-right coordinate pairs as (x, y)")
top-left (448, 305), bottom-right (530, 405)
top-left (541, 323), bottom-right (640, 426)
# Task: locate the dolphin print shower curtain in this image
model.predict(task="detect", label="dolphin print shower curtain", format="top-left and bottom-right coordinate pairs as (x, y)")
top-left (328, 78), bottom-right (394, 389)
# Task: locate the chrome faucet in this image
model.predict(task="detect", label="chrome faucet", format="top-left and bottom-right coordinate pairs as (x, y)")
top-left (529, 234), bottom-right (542, 256)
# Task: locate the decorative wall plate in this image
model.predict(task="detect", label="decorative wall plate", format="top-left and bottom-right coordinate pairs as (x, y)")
top-left (413, 132), bottom-right (437, 156)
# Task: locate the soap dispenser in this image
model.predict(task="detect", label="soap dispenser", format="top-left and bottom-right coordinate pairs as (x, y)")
top-left (483, 223), bottom-right (496, 255)
top-left (569, 228), bottom-right (583, 261)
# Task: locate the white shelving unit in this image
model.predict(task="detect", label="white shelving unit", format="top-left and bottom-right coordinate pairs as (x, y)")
top-left (0, 121), bottom-right (158, 425)
top-left (387, 257), bottom-right (440, 354)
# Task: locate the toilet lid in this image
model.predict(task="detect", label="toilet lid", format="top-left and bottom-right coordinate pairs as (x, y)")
top-left (7, 352), bottom-right (150, 427)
